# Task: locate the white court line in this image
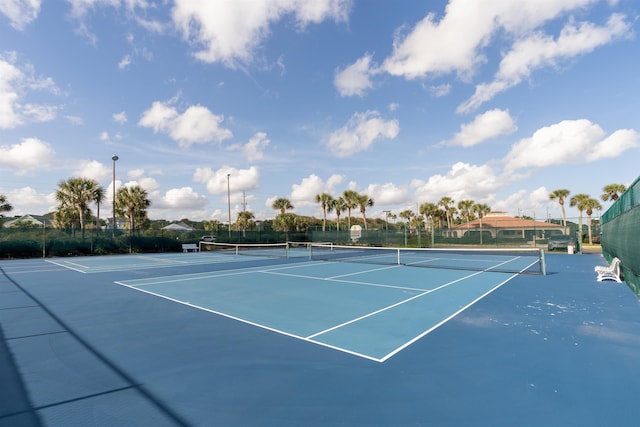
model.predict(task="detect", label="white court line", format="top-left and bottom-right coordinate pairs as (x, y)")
top-left (114, 280), bottom-right (381, 362)
top-left (260, 270), bottom-right (428, 292)
top-left (306, 269), bottom-right (486, 341)
top-left (45, 259), bottom-right (87, 273)
top-left (114, 259), bottom-right (518, 363)
top-left (378, 273), bottom-right (518, 362)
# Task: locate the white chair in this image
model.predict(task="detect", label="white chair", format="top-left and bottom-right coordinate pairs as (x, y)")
top-left (595, 257), bottom-right (622, 282)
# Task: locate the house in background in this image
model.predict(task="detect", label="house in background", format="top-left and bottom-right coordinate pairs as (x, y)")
top-left (105, 217), bottom-right (128, 230)
top-left (3, 214), bottom-right (54, 228)
top-left (446, 212), bottom-right (569, 241)
top-left (162, 222), bottom-right (195, 232)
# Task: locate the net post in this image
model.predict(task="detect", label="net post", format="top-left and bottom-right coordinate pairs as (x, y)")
top-left (540, 249), bottom-right (546, 275)
top-left (235, 244), bottom-right (239, 255)
top-left (397, 248), bottom-right (401, 265)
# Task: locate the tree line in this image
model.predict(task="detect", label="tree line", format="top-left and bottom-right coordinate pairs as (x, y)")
top-left (0, 181), bottom-right (628, 241)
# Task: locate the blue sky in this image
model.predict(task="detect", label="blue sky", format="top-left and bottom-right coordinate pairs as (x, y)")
top-left (1, 0), bottom-right (638, 224)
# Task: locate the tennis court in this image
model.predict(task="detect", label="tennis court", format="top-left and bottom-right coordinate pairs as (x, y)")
top-left (2, 247), bottom-right (640, 426)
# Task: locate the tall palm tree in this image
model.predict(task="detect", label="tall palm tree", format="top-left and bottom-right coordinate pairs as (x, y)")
top-left (272, 197), bottom-right (293, 214)
top-left (0, 194), bottom-right (13, 216)
top-left (342, 190), bottom-right (359, 229)
top-left (570, 193), bottom-right (590, 241)
top-left (583, 197), bottom-right (602, 245)
top-left (93, 186), bottom-right (105, 232)
top-left (356, 193), bottom-right (374, 230)
top-left (457, 200), bottom-right (475, 229)
top-left (419, 202), bottom-right (438, 232)
top-left (549, 189), bottom-right (570, 227)
top-left (115, 185), bottom-right (151, 233)
top-left (236, 210), bottom-right (255, 234)
top-left (55, 177), bottom-right (104, 239)
top-left (398, 209), bottom-right (415, 228)
top-left (330, 197), bottom-right (347, 232)
top-left (600, 183), bottom-right (626, 202)
top-left (472, 203), bottom-right (491, 245)
top-left (437, 197), bottom-right (455, 229)
top-left (315, 192), bottom-right (334, 232)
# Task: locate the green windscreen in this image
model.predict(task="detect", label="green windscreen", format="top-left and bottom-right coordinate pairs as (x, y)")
top-left (601, 176), bottom-right (640, 295)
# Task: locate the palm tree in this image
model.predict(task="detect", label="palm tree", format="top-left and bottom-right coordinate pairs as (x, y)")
top-left (315, 193), bottom-right (334, 232)
top-left (419, 202), bottom-right (438, 232)
top-left (570, 193), bottom-right (590, 242)
top-left (0, 194), bottom-right (13, 216)
top-left (236, 211), bottom-right (255, 234)
top-left (115, 185), bottom-right (151, 233)
top-left (55, 177), bottom-right (104, 239)
top-left (53, 203), bottom-right (77, 230)
top-left (398, 209), bottom-right (415, 229)
top-left (93, 186), bottom-right (105, 232)
top-left (457, 200), bottom-right (475, 229)
top-left (601, 183), bottom-right (626, 202)
top-left (342, 190), bottom-right (359, 229)
top-left (330, 197), bottom-right (347, 232)
top-left (437, 197), bottom-right (455, 228)
top-left (549, 189), bottom-right (570, 227)
top-left (472, 203), bottom-right (491, 245)
top-left (273, 212), bottom-right (297, 237)
top-left (356, 193), bottom-right (374, 230)
top-left (272, 197), bottom-right (293, 214)
top-left (583, 197), bottom-right (602, 245)
top-left (203, 219), bottom-right (221, 233)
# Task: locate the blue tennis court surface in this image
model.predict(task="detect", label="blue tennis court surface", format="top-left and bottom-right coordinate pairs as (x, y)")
top-left (116, 262), bottom-right (516, 361)
top-left (2, 252), bottom-right (640, 426)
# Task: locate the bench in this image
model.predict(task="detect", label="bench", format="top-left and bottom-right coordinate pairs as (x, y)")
top-left (182, 243), bottom-right (199, 253)
top-left (595, 257), bottom-right (622, 282)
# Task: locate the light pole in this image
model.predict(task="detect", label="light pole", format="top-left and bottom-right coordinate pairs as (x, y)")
top-left (383, 210), bottom-right (391, 231)
top-left (227, 173), bottom-right (231, 240)
top-left (112, 155), bottom-right (118, 238)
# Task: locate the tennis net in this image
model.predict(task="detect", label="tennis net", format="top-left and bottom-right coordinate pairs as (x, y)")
top-left (307, 243), bottom-right (546, 274)
top-left (199, 241), bottom-right (289, 258)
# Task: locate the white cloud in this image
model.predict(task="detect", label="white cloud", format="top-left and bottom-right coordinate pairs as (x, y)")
top-left (587, 129), bottom-right (640, 162)
top-left (157, 187), bottom-right (207, 209)
top-left (6, 186), bottom-right (55, 215)
top-left (364, 183), bottom-right (408, 206)
top-left (288, 173), bottom-right (344, 208)
top-left (0, 53), bottom-right (59, 129)
top-left (443, 109), bottom-right (517, 147)
top-left (73, 160), bottom-right (111, 182)
top-left (338, 1), bottom-right (628, 105)
top-left (172, 0), bottom-right (351, 67)
top-left (138, 101), bottom-right (232, 148)
top-left (118, 54), bottom-right (132, 70)
top-left (127, 168), bottom-right (145, 180)
top-left (334, 54), bottom-right (374, 97)
top-left (113, 111), bottom-right (127, 123)
top-left (492, 187), bottom-right (553, 218)
top-left (382, 0), bottom-right (603, 80)
top-left (503, 119), bottom-right (639, 171)
top-left (0, 137), bottom-right (55, 174)
top-left (0, 56), bottom-right (25, 128)
top-left (459, 13), bottom-right (632, 112)
top-left (326, 111), bottom-right (399, 158)
top-left (0, 0), bottom-right (41, 30)
top-left (193, 166), bottom-right (260, 195)
top-left (428, 83), bottom-right (451, 97)
top-left (227, 132), bottom-right (270, 162)
top-left (412, 162), bottom-right (499, 203)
